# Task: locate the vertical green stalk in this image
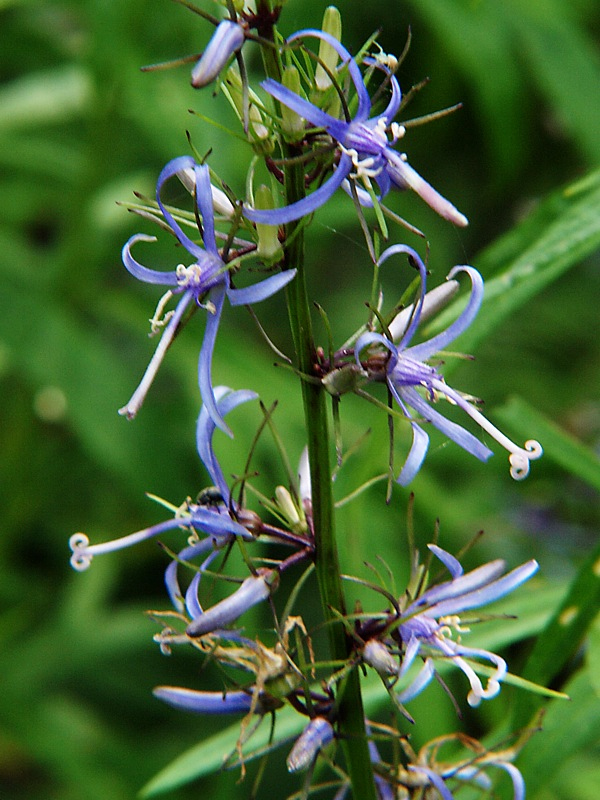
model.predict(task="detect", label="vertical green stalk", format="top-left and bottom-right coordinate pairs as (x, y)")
top-left (256, 5), bottom-right (377, 798)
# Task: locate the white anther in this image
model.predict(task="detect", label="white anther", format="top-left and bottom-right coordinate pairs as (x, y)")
top-left (69, 532), bottom-right (92, 571)
top-left (149, 290), bottom-right (175, 336)
top-left (176, 263), bottom-right (203, 287)
top-left (390, 122), bottom-right (406, 141)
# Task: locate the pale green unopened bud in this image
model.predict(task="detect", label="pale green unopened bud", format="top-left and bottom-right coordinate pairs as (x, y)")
top-left (254, 185), bottom-right (284, 262)
top-left (280, 66), bottom-right (305, 143)
top-left (363, 640), bottom-right (400, 678)
top-left (315, 7), bottom-right (342, 92)
top-left (322, 364), bottom-right (367, 396)
top-left (223, 64), bottom-right (273, 154)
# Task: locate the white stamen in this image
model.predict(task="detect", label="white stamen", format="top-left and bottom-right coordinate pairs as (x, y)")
top-left (390, 122), bottom-right (406, 141)
top-left (176, 263), bottom-right (203, 287)
top-left (149, 290), bottom-right (175, 336)
top-left (340, 146), bottom-right (383, 180)
top-left (432, 378), bottom-right (543, 479)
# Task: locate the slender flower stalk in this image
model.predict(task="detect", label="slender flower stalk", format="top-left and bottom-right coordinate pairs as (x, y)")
top-left (355, 245), bottom-right (542, 484)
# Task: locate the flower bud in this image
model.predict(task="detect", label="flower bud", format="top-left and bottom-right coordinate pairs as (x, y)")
top-left (176, 167), bottom-right (235, 219)
top-left (315, 7), bottom-right (342, 92)
top-left (186, 568), bottom-right (278, 637)
top-left (322, 364), bottom-right (367, 396)
top-left (254, 185), bottom-right (284, 262)
top-left (191, 20), bottom-right (245, 88)
top-left (223, 64), bottom-right (273, 154)
top-left (363, 640), bottom-right (400, 678)
top-left (287, 717), bottom-right (334, 772)
top-left (280, 66), bottom-right (305, 143)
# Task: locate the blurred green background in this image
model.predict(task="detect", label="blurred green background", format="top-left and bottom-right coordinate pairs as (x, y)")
top-left (1, 0), bottom-right (600, 798)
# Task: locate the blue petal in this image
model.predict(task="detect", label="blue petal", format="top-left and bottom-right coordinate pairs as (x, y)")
top-left (427, 544), bottom-right (464, 579)
top-left (156, 156), bottom-right (207, 258)
top-left (408, 767), bottom-right (454, 800)
top-left (153, 686), bottom-right (254, 714)
top-left (399, 385), bottom-right (494, 463)
top-left (409, 560), bottom-right (507, 612)
top-left (406, 266), bottom-right (484, 361)
top-left (425, 560), bottom-right (538, 618)
top-left (288, 29), bottom-right (371, 119)
top-left (396, 422), bottom-right (429, 486)
top-left (197, 284), bottom-right (228, 434)
top-left (122, 234), bottom-right (179, 285)
top-left (377, 245), bottom-right (428, 349)
top-left (164, 538), bottom-right (216, 612)
top-left (196, 386), bottom-right (259, 499)
top-left (396, 659), bottom-right (435, 703)
top-left (190, 505), bottom-right (255, 540)
top-left (228, 269), bottom-right (296, 306)
top-left (186, 572), bottom-right (272, 637)
top-left (244, 152), bottom-right (353, 225)
top-left (261, 77), bottom-right (349, 141)
top-left (193, 162), bottom-right (218, 254)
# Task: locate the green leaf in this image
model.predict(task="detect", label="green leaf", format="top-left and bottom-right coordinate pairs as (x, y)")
top-left (513, 536), bottom-right (600, 729)
top-left (426, 170), bottom-right (600, 355)
top-left (495, 397), bottom-right (600, 492)
top-left (517, 670), bottom-right (600, 798)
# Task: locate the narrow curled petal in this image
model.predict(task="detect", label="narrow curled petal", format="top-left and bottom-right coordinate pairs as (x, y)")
top-left (408, 766), bottom-right (454, 800)
top-left (385, 150), bottom-right (469, 227)
top-left (396, 658), bottom-right (435, 703)
top-left (422, 559), bottom-right (539, 619)
top-left (406, 266), bottom-right (484, 361)
top-left (156, 156), bottom-right (207, 258)
top-left (118, 290), bottom-right (194, 419)
top-left (287, 29), bottom-right (372, 119)
top-left (197, 284), bottom-right (228, 434)
top-left (396, 422), bottom-right (430, 486)
top-left (154, 686), bottom-right (254, 714)
top-left (286, 717), bottom-right (334, 772)
top-left (186, 570), bottom-right (276, 637)
top-left (164, 538), bottom-right (217, 612)
top-left (409, 560), bottom-right (508, 611)
top-left (427, 544), bottom-right (464, 579)
top-left (227, 269), bottom-right (297, 305)
top-left (377, 244), bottom-right (428, 349)
top-left (122, 234), bottom-right (178, 285)
top-left (196, 386), bottom-right (258, 499)
top-left (397, 385), bottom-right (494, 464)
top-left (191, 20), bottom-right (245, 88)
top-left (490, 762), bottom-right (525, 800)
top-left (244, 152), bottom-right (353, 225)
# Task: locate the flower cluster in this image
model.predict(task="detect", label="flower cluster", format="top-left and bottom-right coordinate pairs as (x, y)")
top-left (70, 5), bottom-right (546, 800)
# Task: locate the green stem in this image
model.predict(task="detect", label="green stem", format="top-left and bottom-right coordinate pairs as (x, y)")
top-left (256, 7), bottom-right (377, 798)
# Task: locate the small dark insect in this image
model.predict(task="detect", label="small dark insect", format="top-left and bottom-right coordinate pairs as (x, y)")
top-left (196, 486), bottom-right (225, 507)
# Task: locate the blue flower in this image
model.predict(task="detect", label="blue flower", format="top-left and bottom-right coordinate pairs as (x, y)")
top-left (244, 30), bottom-right (467, 227)
top-left (355, 245), bottom-right (542, 485)
top-left (191, 19), bottom-right (245, 88)
top-left (395, 544), bottom-right (539, 707)
top-left (119, 155), bottom-right (295, 432)
top-left (70, 387), bottom-right (259, 574)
